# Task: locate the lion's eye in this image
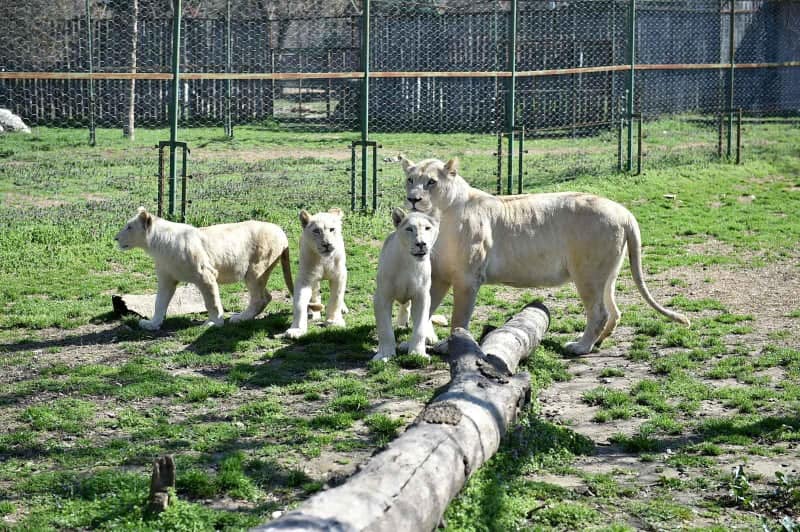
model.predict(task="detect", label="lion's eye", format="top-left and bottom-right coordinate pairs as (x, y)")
top-left (126, 225), bottom-right (131, 230)
top-left (405, 227), bottom-right (413, 232)
top-left (329, 228), bottom-right (335, 233)
top-left (313, 228), bottom-right (321, 234)
top-left (407, 177), bottom-right (413, 184)
top-left (427, 179), bottom-right (436, 187)
top-left (425, 226), bottom-right (431, 231)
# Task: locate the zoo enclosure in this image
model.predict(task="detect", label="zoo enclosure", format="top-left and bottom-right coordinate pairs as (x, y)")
top-left (1, 0), bottom-right (799, 210)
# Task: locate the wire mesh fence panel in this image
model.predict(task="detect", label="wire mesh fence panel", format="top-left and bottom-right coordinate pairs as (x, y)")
top-left (513, 0), bottom-right (629, 186)
top-left (635, 0), bottom-right (728, 167)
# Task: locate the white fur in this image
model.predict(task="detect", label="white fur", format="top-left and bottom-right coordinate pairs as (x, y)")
top-left (115, 207), bottom-right (293, 330)
top-left (401, 155), bottom-right (690, 355)
top-left (373, 208), bottom-right (440, 361)
top-left (284, 209), bottom-right (348, 339)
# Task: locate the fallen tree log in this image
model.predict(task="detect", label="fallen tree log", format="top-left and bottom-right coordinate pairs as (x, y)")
top-left (254, 302), bottom-right (550, 532)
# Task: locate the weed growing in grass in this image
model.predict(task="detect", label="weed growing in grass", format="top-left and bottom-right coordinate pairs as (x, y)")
top-left (599, 367), bottom-right (625, 378)
top-left (364, 413), bottom-right (405, 445)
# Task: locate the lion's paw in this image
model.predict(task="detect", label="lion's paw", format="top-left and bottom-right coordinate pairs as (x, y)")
top-left (406, 343), bottom-right (428, 357)
top-left (284, 327), bottom-right (306, 339)
top-left (341, 303), bottom-right (349, 315)
top-left (139, 319), bottom-right (162, 331)
top-left (324, 317), bottom-right (346, 328)
top-left (203, 318), bottom-right (224, 328)
top-left (564, 341), bottom-right (593, 356)
top-left (307, 310), bottom-right (322, 321)
top-left (229, 313), bottom-right (244, 323)
top-left (372, 349), bottom-right (396, 362)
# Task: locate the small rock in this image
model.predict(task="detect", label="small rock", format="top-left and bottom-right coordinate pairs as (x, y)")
top-left (663, 194), bottom-right (676, 200)
top-left (271, 510), bottom-right (283, 519)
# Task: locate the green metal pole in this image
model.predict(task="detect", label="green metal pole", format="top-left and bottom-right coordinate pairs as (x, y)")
top-left (225, 0), bottom-right (232, 138)
top-left (360, 0), bottom-right (370, 212)
top-left (626, 0), bottom-right (635, 172)
top-left (85, 0), bottom-right (96, 146)
top-left (727, 0), bottom-right (735, 159)
top-left (506, 0), bottom-right (517, 195)
top-left (169, 0), bottom-right (182, 218)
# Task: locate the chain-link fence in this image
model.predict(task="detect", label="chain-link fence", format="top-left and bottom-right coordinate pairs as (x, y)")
top-left (1, 0), bottom-right (798, 208)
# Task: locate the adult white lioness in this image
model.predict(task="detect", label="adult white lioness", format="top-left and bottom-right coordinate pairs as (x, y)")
top-left (400, 156), bottom-right (690, 355)
top-left (373, 207), bottom-right (440, 361)
top-left (115, 207), bottom-right (293, 330)
top-left (284, 209), bottom-right (348, 339)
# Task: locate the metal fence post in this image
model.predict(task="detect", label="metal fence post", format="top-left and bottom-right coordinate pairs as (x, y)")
top-left (727, 0), bottom-right (735, 159)
top-left (168, 0), bottom-right (183, 218)
top-left (85, 0), bottom-right (96, 146)
top-left (505, 0), bottom-right (518, 195)
top-left (626, 0), bottom-right (636, 172)
top-left (360, 0), bottom-right (370, 212)
top-left (225, 0), bottom-right (233, 138)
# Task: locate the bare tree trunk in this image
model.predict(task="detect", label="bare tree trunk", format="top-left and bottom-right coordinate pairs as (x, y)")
top-left (254, 302), bottom-right (550, 532)
top-left (126, 0), bottom-right (138, 140)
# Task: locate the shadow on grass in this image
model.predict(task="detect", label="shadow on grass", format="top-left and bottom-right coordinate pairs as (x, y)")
top-left (0, 322), bottom-right (143, 354)
top-left (231, 324), bottom-right (376, 388)
top-left (185, 310), bottom-right (292, 355)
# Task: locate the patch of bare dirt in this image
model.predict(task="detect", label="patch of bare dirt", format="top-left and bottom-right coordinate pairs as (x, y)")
top-left (2, 192), bottom-right (65, 208)
top-left (683, 237), bottom-right (737, 256)
top-left (528, 256), bottom-right (800, 527)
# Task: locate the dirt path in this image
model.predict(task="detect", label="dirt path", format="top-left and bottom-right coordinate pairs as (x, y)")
top-left (531, 257), bottom-right (800, 527)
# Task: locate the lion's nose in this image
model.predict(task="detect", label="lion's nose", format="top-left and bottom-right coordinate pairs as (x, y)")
top-left (407, 197), bottom-right (420, 208)
top-left (114, 235), bottom-right (119, 241)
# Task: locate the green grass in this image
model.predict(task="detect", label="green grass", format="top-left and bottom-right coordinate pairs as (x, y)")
top-left (1, 120), bottom-right (799, 530)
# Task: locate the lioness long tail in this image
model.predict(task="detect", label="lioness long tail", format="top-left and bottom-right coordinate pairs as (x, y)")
top-left (280, 247), bottom-right (294, 296)
top-left (625, 217), bottom-right (690, 326)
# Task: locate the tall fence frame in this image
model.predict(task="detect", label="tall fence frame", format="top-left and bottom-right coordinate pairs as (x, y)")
top-left (1, 0), bottom-right (798, 214)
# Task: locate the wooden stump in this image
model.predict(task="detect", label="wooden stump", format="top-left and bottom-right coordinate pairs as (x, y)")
top-left (254, 303), bottom-right (550, 532)
top-left (148, 455), bottom-right (176, 514)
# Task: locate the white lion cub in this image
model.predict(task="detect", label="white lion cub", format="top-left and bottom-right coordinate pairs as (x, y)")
top-left (285, 208), bottom-right (348, 339)
top-left (373, 207), bottom-right (440, 361)
top-left (115, 207), bottom-right (293, 330)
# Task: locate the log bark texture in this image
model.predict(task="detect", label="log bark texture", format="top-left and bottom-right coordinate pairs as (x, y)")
top-left (253, 303), bottom-right (550, 532)
top-left (148, 454), bottom-right (175, 514)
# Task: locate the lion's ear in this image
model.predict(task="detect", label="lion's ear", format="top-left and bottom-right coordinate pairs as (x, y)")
top-left (443, 158), bottom-right (459, 177)
top-left (328, 207), bottom-right (344, 219)
top-left (391, 207), bottom-right (407, 228)
top-left (299, 209), bottom-right (311, 228)
top-left (399, 154), bottom-right (415, 173)
top-left (137, 207), bottom-right (153, 231)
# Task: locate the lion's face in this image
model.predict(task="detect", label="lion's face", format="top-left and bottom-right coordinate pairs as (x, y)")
top-left (115, 207), bottom-right (152, 250)
top-left (300, 208), bottom-right (344, 257)
top-left (400, 156), bottom-right (459, 214)
top-left (392, 207), bottom-right (439, 261)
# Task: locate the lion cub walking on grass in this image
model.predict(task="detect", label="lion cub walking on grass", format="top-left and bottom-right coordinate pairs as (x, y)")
top-left (373, 208), bottom-right (440, 361)
top-left (285, 209), bottom-right (348, 339)
top-left (115, 207), bottom-right (293, 330)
